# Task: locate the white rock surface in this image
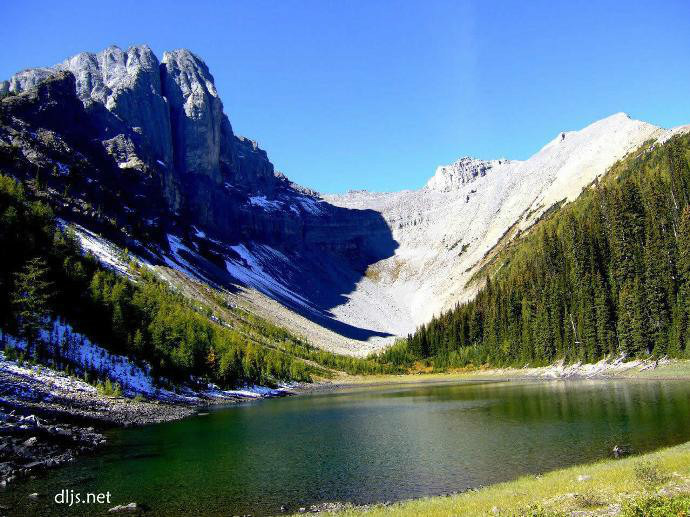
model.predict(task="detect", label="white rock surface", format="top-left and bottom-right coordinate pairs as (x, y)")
top-left (323, 114), bottom-right (690, 350)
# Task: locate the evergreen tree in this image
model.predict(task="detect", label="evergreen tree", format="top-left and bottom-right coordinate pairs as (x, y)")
top-left (12, 257), bottom-right (53, 355)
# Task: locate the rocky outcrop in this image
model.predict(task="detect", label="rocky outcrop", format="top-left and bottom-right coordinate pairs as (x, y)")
top-left (0, 71), bottom-right (84, 132)
top-left (160, 49), bottom-right (276, 193)
top-left (161, 49), bottom-right (224, 185)
top-left (1, 45), bottom-right (395, 266)
top-left (0, 412), bottom-right (106, 488)
top-left (426, 156), bottom-right (506, 191)
top-left (62, 45), bottom-right (173, 167)
top-left (7, 46), bottom-right (173, 166)
top-left (3, 45), bottom-right (278, 213)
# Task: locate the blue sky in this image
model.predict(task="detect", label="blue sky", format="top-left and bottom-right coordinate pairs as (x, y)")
top-left (2, 1), bottom-right (689, 193)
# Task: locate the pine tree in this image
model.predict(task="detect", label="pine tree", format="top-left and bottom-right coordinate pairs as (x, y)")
top-left (12, 257), bottom-right (53, 356)
top-left (677, 206), bottom-right (690, 353)
top-left (593, 273), bottom-right (614, 357)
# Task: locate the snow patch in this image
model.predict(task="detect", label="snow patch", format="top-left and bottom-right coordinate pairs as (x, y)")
top-left (225, 244), bottom-right (314, 311)
top-left (248, 195), bottom-right (282, 211)
top-left (191, 226), bottom-right (206, 239)
top-left (163, 234), bottom-right (211, 282)
top-left (2, 320), bottom-right (160, 397)
top-left (60, 221), bottom-right (132, 276)
top-left (296, 196), bottom-right (325, 215)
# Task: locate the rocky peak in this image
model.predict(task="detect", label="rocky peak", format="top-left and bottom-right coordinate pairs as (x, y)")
top-left (2, 45), bottom-right (279, 206)
top-left (425, 156), bottom-right (506, 192)
top-left (161, 49), bottom-right (224, 185)
top-left (0, 71), bottom-right (83, 130)
top-left (6, 45), bottom-right (173, 167)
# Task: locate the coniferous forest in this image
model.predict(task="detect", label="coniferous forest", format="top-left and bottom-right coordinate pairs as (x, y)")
top-left (404, 133), bottom-right (690, 369)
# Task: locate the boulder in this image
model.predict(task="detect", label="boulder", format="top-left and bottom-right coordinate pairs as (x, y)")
top-left (108, 502), bottom-right (138, 513)
top-left (22, 437), bottom-right (38, 447)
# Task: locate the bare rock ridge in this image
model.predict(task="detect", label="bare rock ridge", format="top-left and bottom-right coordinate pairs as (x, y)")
top-left (425, 157), bottom-right (507, 192)
top-left (2, 45), bottom-right (277, 210)
top-left (1, 45), bottom-right (392, 252)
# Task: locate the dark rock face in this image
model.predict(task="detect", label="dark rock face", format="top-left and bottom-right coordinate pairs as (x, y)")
top-left (2, 45), bottom-right (392, 254)
top-left (1, 46), bottom-right (398, 340)
top-left (0, 71), bottom-right (176, 251)
top-left (161, 49), bottom-right (224, 186)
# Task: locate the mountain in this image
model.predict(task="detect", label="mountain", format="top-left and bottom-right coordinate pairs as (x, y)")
top-left (402, 129), bottom-right (690, 368)
top-left (324, 114), bottom-right (689, 344)
top-left (0, 45), bottom-right (397, 355)
top-left (2, 45), bottom-right (689, 358)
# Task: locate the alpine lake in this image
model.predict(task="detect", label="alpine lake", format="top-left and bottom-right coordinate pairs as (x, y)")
top-left (6, 378), bottom-right (690, 516)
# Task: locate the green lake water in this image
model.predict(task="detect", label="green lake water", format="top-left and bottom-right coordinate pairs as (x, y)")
top-left (6, 379), bottom-right (690, 516)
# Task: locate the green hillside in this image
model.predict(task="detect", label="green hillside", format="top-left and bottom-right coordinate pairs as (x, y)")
top-left (402, 133), bottom-right (690, 369)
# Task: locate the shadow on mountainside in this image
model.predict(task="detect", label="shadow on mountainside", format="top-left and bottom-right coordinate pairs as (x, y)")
top-left (176, 201), bottom-right (400, 342)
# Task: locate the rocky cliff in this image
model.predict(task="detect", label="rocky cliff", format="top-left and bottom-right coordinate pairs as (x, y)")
top-left (0, 45), bottom-right (393, 257)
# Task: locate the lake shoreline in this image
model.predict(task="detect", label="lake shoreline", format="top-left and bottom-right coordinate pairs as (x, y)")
top-left (5, 357), bottom-right (690, 515)
top-left (299, 357), bottom-right (690, 394)
top-left (0, 355), bottom-right (293, 492)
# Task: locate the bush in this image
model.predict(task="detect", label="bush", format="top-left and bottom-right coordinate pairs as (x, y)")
top-left (97, 378), bottom-right (123, 397)
top-left (623, 495), bottom-right (690, 517)
top-left (633, 460), bottom-right (670, 488)
top-left (3, 345), bottom-right (17, 361)
top-left (573, 488), bottom-right (606, 508)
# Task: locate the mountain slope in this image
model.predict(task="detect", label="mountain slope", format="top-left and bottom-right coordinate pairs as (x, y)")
top-left (2, 44), bottom-right (689, 358)
top-left (402, 131), bottom-right (690, 367)
top-left (325, 114), bottom-right (688, 341)
top-left (0, 45), bottom-right (398, 355)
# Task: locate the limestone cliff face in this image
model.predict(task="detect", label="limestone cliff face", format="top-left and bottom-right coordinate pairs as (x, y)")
top-left (161, 49), bottom-right (223, 185)
top-left (3, 45), bottom-right (277, 221)
top-left (8, 46), bottom-right (173, 165)
top-left (1, 45), bottom-right (393, 269)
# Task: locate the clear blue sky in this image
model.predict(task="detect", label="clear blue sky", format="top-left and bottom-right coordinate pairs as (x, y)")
top-left (2, 1), bottom-right (689, 193)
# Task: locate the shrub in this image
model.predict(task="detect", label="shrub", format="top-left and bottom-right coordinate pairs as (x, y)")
top-left (574, 488), bottom-right (606, 508)
top-left (633, 460), bottom-right (670, 488)
top-left (623, 495), bottom-right (690, 517)
top-left (3, 345), bottom-right (17, 361)
top-left (97, 378), bottom-right (123, 397)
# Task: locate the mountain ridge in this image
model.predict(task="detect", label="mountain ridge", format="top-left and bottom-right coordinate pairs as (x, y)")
top-left (2, 45), bottom-right (689, 357)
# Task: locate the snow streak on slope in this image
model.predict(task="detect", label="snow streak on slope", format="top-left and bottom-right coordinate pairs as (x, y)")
top-left (225, 244), bottom-right (316, 312)
top-left (324, 114), bottom-right (689, 346)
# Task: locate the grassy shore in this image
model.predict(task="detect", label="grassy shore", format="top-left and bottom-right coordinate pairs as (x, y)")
top-left (303, 441), bottom-right (690, 516)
